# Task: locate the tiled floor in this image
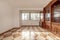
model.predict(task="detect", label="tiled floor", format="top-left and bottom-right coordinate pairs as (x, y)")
top-left (0, 26), bottom-right (60, 40)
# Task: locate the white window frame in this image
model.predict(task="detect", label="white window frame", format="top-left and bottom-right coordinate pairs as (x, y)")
top-left (22, 12), bottom-right (42, 20)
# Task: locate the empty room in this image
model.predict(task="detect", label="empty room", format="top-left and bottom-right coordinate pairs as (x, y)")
top-left (0, 0), bottom-right (60, 40)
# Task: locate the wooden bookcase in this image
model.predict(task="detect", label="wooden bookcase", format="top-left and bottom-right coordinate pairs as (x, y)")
top-left (42, 0), bottom-right (60, 37)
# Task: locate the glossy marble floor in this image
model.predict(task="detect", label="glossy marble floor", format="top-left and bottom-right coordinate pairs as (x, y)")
top-left (0, 26), bottom-right (60, 40)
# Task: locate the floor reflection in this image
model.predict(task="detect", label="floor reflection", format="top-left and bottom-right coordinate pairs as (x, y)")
top-left (0, 26), bottom-right (60, 40)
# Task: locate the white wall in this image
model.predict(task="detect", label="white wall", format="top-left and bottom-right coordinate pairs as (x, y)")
top-left (12, 8), bottom-right (20, 27)
top-left (4, 0), bottom-right (51, 9)
top-left (0, 1), bottom-right (14, 33)
top-left (22, 20), bottom-right (39, 25)
top-left (0, 1), bottom-right (42, 33)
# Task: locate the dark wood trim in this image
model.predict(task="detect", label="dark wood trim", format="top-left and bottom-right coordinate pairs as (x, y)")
top-left (42, 8), bottom-right (46, 28)
top-left (43, 0), bottom-right (58, 30)
top-left (42, 0), bottom-right (60, 37)
top-left (44, 0), bottom-right (57, 9)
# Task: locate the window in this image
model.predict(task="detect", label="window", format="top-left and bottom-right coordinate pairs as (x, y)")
top-left (22, 12), bottom-right (40, 20)
top-left (31, 13), bottom-right (40, 20)
top-left (22, 13), bottom-right (29, 20)
top-left (45, 13), bottom-right (50, 21)
top-left (40, 13), bottom-right (43, 19)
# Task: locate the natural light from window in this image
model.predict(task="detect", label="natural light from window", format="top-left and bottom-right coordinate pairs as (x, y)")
top-left (22, 12), bottom-right (43, 20)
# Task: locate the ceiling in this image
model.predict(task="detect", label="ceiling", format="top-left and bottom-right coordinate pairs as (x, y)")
top-left (1, 0), bottom-right (52, 10)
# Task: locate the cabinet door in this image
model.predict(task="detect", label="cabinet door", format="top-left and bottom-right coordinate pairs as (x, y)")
top-left (53, 12), bottom-right (60, 23)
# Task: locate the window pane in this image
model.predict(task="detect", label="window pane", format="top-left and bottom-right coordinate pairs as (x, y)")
top-left (41, 13), bottom-right (43, 20)
top-left (31, 13), bottom-right (40, 20)
top-left (22, 13), bottom-right (29, 20)
top-left (46, 13), bottom-right (50, 21)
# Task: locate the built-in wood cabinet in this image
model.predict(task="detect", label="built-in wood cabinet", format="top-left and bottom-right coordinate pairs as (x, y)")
top-left (42, 0), bottom-right (60, 37)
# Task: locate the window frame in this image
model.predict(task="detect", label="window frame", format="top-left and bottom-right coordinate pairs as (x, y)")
top-left (22, 12), bottom-right (41, 21)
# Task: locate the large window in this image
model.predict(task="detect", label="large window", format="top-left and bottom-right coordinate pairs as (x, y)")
top-left (22, 13), bottom-right (29, 20)
top-left (22, 13), bottom-right (40, 20)
top-left (31, 13), bottom-right (40, 20)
